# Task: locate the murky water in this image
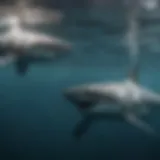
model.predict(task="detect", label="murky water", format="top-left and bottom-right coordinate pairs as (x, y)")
top-left (1, 9), bottom-right (160, 160)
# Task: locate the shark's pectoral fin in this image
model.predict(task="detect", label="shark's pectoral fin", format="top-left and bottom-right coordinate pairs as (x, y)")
top-left (124, 113), bottom-right (155, 135)
top-left (73, 115), bottom-right (93, 140)
top-left (14, 56), bottom-right (30, 76)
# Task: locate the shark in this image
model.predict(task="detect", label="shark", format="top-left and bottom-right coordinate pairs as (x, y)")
top-left (63, 1), bottom-right (160, 139)
top-left (63, 71), bottom-right (160, 139)
top-left (0, 16), bottom-right (71, 76)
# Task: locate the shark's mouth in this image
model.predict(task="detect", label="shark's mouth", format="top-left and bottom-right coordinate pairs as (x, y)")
top-left (64, 93), bottom-right (97, 110)
top-left (72, 100), bottom-right (96, 110)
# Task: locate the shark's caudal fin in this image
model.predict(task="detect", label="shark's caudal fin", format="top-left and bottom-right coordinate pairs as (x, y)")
top-left (73, 115), bottom-right (93, 140)
top-left (128, 58), bottom-right (140, 84)
top-left (124, 113), bottom-right (155, 135)
top-left (14, 56), bottom-right (30, 76)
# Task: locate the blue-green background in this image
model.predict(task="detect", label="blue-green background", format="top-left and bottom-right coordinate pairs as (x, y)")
top-left (2, 8), bottom-right (160, 160)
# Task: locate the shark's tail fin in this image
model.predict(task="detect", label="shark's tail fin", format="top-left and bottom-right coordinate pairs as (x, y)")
top-left (73, 115), bottom-right (93, 140)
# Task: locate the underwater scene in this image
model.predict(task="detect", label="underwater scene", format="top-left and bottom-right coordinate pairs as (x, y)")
top-left (1, 1), bottom-right (160, 160)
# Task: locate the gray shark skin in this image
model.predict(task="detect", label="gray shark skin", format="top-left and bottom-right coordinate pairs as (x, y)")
top-left (0, 18), bottom-right (71, 52)
top-left (64, 79), bottom-right (160, 139)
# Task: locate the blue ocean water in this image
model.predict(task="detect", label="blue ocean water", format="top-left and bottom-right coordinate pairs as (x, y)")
top-left (1, 10), bottom-right (160, 160)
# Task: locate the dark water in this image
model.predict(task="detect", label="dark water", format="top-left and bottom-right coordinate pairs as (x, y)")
top-left (1, 10), bottom-right (160, 160)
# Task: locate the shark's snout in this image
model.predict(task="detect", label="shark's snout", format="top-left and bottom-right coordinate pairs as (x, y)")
top-left (63, 88), bottom-right (77, 102)
top-left (59, 42), bottom-right (72, 51)
top-left (63, 87), bottom-right (95, 110)
top-left (63, 87), bottom-right (87, 106)
top-left (54, 42), bottom-right (72, 56)
top-left (64, 42), bottom-right (72, 50)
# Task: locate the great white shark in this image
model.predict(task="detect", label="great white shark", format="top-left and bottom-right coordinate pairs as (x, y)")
top-left (0, 16), bottom-right (71, 76)
top-left (63, 1), bottom-right (159, 139)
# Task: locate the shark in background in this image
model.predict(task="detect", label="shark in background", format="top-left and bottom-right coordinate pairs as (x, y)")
top-left (0, 0), bottom-right (72, 76)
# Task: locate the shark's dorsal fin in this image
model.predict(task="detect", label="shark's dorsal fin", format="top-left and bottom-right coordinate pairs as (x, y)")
top-left (14, 0), bottom-right (31, 21)
top-left (127, 57), bottom-right (140, 84)
top-left (127, 39), bottom-right (140, 84)
top-left (126, 0), bottom-right (140, 84)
